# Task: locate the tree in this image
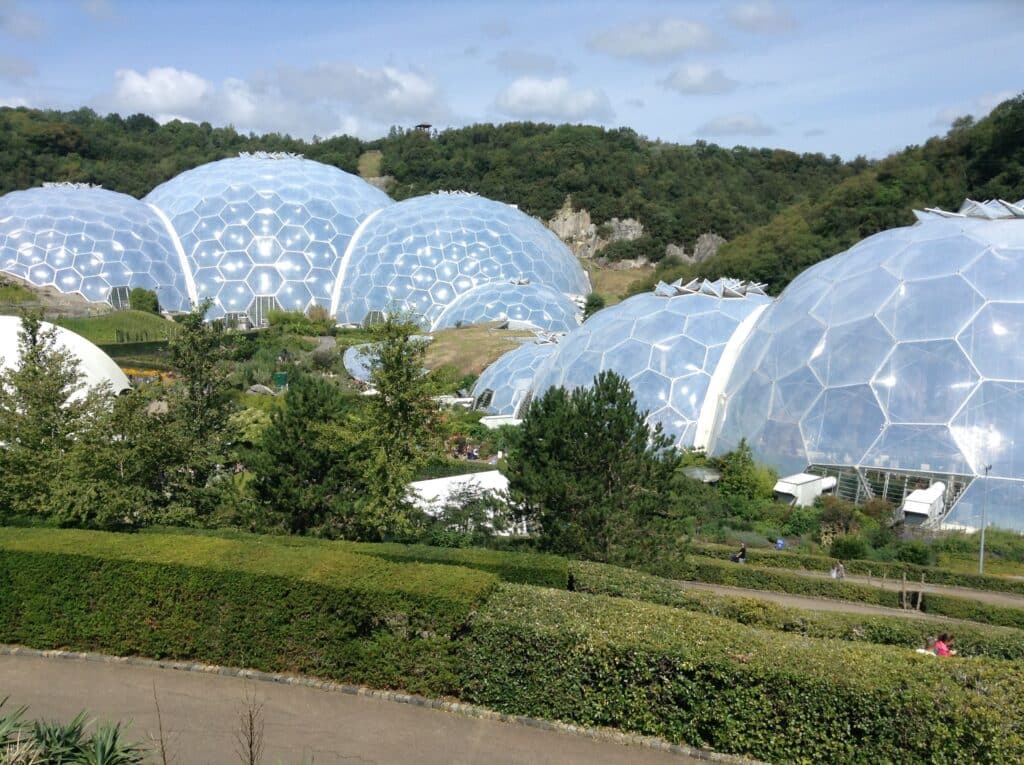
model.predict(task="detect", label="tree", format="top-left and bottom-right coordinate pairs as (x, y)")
top-left (128, 287), bottom-right (159, 314)
top-left (320, 313), bottom-right (444, 540)
top-left (583, 292), bottom-right (606, 319)
top-left (505, 370), bottom-right (682, 561)
top-left (249, 372), bottom-right (356, 533)
top-left (0, 313), bottom-right (110, 516)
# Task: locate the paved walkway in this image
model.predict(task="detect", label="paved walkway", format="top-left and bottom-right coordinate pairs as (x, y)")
top-left (0, 652), bottom-right (720, 765)
top-left (678, 580), bottom-right (937, 618)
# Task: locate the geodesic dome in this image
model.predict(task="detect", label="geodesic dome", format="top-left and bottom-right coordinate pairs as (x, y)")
top-left (531, 279), bottom-right (770, 448)
top-left (711, 199), bottom-right (1024, 531)
top-left (0, 184), bottom-right (191, 311)
top-left (145, 153), bottom-right (392, 322)
top-left (473, 341), bottom-right (558, 417)
top-left (433, 281), bottom-right (580, 332)
top-left (0, 315), bottom-right (130, 398)
top-left (332, 192), bottom-right (589, 327)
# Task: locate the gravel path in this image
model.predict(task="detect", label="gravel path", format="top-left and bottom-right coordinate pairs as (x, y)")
top-left (0, 650), bottom-right (745, 765)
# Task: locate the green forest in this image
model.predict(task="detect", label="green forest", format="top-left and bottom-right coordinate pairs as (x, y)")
top-left (1, 92), bottom-right (1022, 296)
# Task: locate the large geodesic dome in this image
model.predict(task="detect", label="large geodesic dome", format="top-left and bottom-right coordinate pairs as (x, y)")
top-left (433, 281), bottom-right (580, 332)
top-left (0, 184), bottom-right (191, 311)
top-left (473, 340), bottom-right (558, 417)
top-left (145, 153), bottom-right (392, 322)
top-left (711, 199), bottom-right (1024, 531)
top-left (332, 192), bottom-right (589, 328)
top-left (531, 279), bottom-right (770, 448)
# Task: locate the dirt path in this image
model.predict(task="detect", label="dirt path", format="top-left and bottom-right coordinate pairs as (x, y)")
top-left (778, 567), bottom-right (1024, 608)
top-left (677, 580), bottom-right (939, 618)
top-left (0, 651), bottom-right (729, 765)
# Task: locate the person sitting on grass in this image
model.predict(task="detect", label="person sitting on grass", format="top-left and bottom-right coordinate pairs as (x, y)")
top-left (935, 633), bottom-right (957, 656)
top-left (915, 636), bottom-right (938, 656)
top-left (730, 543), bottom-right (747, 564)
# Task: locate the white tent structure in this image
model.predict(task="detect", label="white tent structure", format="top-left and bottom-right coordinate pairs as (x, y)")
top-left (0, 316), bottom-right (130, 399)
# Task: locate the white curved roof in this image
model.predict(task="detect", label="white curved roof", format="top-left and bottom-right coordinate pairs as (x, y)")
top-left (0, 316), bottom-right (131, 397)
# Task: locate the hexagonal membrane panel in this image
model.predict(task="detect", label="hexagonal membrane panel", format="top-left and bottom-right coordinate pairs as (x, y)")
top-left (871, 340), bottom-right (978, 424)
top-left (877, 275), bottom-right (983, 341)
top-left (145, 155), bottom-right (392, 320)
top-left (861, 424), bottom-right (972, 474)
top-left (433, 282), bottom-right (580, 332)
top-left (334, 192), bottom-right (588, 326)
top-left (809, 316), bottom-right (891, 387)
top-left (881, 232), bottom-right (989, 281)
top-left (0, 185), bottom-right (190, 311)
top-left (951, 381), bottom-right (1024, 479)
top-left (472, 341), bottom-right (557, 417)
top-left (958, 302), bottom-right (1024, 381)
top-left (809, 269), bottom-right (899, 326)
top-left (801, 384), bottom-right (885, 467)
top-left (963, 247), bottom-right (1024, 300)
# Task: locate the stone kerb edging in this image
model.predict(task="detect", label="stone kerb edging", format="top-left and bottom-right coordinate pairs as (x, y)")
top-left (0, 643), bottom-right (764, 764)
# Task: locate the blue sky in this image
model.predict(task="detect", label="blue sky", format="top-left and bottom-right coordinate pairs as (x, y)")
top-left (3, 0), bottom-right (1021, 158)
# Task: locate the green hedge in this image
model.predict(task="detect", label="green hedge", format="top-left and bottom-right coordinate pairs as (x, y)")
top-left (337, 542), bottom-right (568, 588)
top-left (571, 561), bottom-right (1024, 660)
top-left (0, 528), bottom-right (497, 693)
top-left (652, 555), bottom-right (1024, 629)
top-left (459, 585), bottom-right (1024, 764)
top-left (690, 541), bottom-right (1024, 596)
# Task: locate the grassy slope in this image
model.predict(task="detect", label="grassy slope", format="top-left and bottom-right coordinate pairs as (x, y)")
top-left (424, 322), bottom-right (534, 376)
top-left (583, 261), bottom-right (654, 305)
top-left (53, 311), bottom-right (175, 345)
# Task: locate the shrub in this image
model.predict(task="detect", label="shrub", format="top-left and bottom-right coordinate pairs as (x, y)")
top-left (897, 540), bottom-right (935, 566)
top-left (0, 528), bottom-right (497, 694)
top-left (128, 287), bottom-right (159, 314)
top-left (570, 561), bottom-right (1024, 660)
top-left (342, 542), bottom-right (568, 588)
top-left (831, 533), bottom-right (868, 560)
top-left (458, 584), bottom-right (1024, 764)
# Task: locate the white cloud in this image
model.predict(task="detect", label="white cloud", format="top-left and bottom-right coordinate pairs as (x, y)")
top-left (728, 2), bottom-right (796, 34)
top-left (103, 64), bottom-right (453, 139)
top-left (662, 64), bottom-right (737, 95)
top-left (587, 18), bottom-right (716, 61)
top-left (0, 94), bottom-right (28, 107)
top-left (492, 50), bottom-right (572, 77)
top-left (0, 54), bottom-right (34, 83)
top-left (696, 113), bottom-right (775, 137)
top-left (0, 0), bottom-right (43, 39)
top-left (495, 77), bottom-right (613, 122)
top-left (113, 67), bottom-right (211, 115)
top-left (931, 90), bottom-right (1017, 128)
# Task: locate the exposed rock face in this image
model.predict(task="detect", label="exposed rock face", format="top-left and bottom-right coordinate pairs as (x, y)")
top-left (548, 198), bottom-right (598, 258)
top-left (664, 233), bottom-right (726, 264)
top-left (548, 196), bottom-right (645, 259)
top-left (366, 176), bottom-right (394, 192)
top-left (694, 233), bottom-right (727, 262)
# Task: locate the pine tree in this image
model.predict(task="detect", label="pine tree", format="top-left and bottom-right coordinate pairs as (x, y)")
top-left (505, 370), bottom-right (682, 561)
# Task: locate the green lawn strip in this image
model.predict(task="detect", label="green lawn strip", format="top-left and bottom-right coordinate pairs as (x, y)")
top-left (459, 584), bottom-right (1024, 764)
top-left (655, 555), bottom-right (1024, 629)
top-left (690, 541), bottom-right (1024, 596)
top-left (571, 561), bottom-right (1024, 659)
top-left (52, 311), bottom-right (175, 345)
top-left (0, 528), bottom-right (498, 693)
top-left (336, 542), bottom-right (568, 588)
top-left (134, 526), bottom-right (568, 588)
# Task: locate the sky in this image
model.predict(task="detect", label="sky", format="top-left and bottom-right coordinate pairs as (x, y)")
top-left (2, 0), bottom-right (1022, 159)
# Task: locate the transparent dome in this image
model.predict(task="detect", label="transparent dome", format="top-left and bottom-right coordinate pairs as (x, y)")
top-left (433, 281), bottom-right (580, 332)
top-left (712, 199), bottom-right (1024, 531)
top-left (343, 343), bottom-right (374, 383)
top-left (333, 192), bottom-right (589, 327)
top-left (145, 153), bottom-right (392, 321)
top-left (0, 184), bottom-right (190, 311)
top-left (532, 279), bottom-right (770, 447)
top-left (473, 341), bottom-right (558, 417)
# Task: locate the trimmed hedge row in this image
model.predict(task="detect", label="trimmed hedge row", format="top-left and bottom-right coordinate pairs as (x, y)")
top-left (458, 584), bottom-right (1024, 764)
top-left (0, 529), bottom-right (497, 693)
top-left (690, 541), bottom-right (1024, 596)
top-left (337, 542), bottom-right (568, 588)
top-left (653, 555), bottom-right (1024, 629)
top-left (571, 561), bottom-right (1024, 660)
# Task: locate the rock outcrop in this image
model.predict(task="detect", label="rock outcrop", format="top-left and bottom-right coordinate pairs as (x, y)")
top-left (548, 196), bottom-right (645, 259)
top-left (663, 233), bottom-right (727, 264)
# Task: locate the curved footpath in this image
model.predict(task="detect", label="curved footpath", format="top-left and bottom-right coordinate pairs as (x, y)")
top-left (0, 648), bottom-right (756, 765)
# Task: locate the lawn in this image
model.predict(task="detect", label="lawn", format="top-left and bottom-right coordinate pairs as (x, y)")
top-left (584, 262), bottom-right (654, 305)
top-left (425, 322), bottom-right (535, 376)
top-left (54, 310), bottom-right (176, 344)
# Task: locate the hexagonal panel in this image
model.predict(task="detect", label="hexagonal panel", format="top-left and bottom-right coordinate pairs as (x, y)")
top-left (881, 233), bottom-right (988, 280)
top-left (951, 381), bottom-right (1024, 478)
top-left (801, 384), bottom-right (884, 467)
top-left (862, 424), bottom-right (972, 474)
top-left (809, 316), bottom-right (892, 387)
top-left (958, 302), bottom-right (1024, 380)
top-left (872, 340), bottom-right (978, 423)
top-left (877, 275), bottom-right (983, 341)
top-left (810, 270), bottom-right (899, 326)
